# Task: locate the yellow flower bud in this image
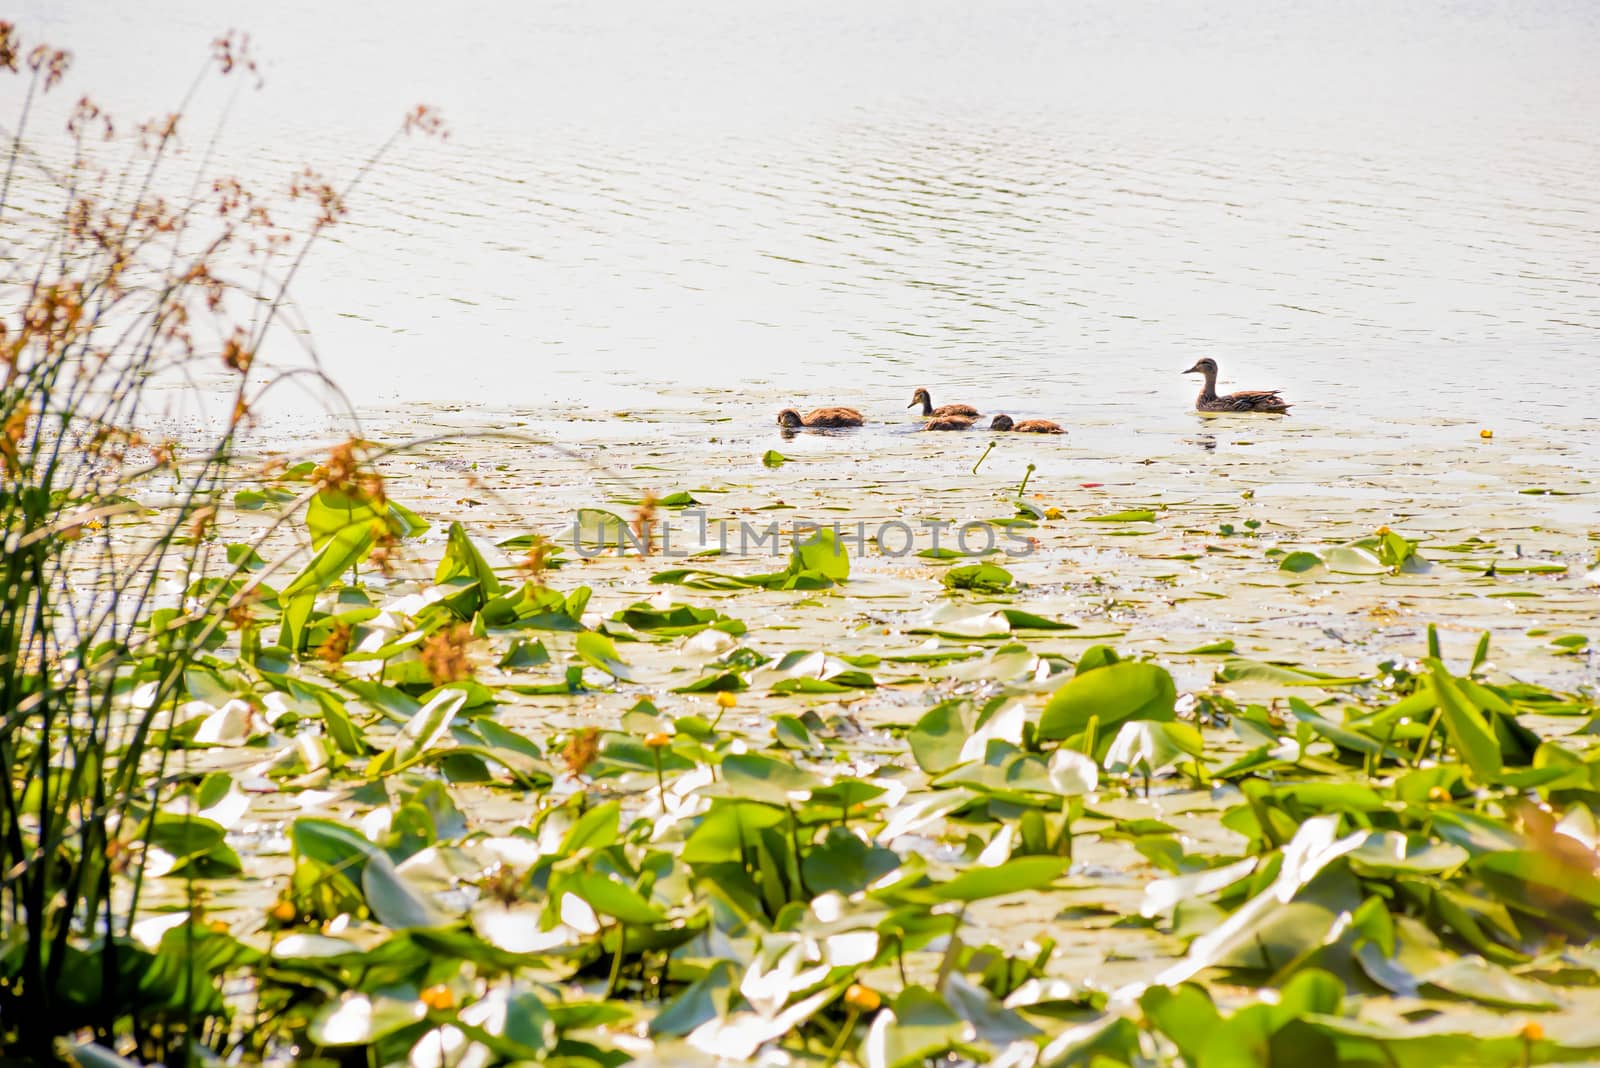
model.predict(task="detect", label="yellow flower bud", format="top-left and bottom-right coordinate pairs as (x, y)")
top-left (420, 984), bottom-right (455, 1011)
top-left (269, 899), bottom-right (297, 923)
top-left (845, 983), bottom-right (881, 1013)
top-left (716, 692), bottom-right (737, 709)
top-left (1520, 1021), bottom-right (1544, 1041)
top-left (1480, 428), bottom-right (1494, 440)
top-left (644, 732), bottom-right (671, 749)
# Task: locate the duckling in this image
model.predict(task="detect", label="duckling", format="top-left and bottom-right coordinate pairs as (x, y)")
top-left (990, 414), bottom-right (1065, 434)
top-left (920, 415), bottom-right (976, 431)
top-left (909, 388), bottom-right (980, 419)
top-left (776, 406), bottom-right (865, 428)
top-left (1182, 358), bottom-right (1292, 414)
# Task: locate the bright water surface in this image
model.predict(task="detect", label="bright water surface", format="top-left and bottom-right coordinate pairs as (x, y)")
top-left (9, 1), bottom-right (1600, 440)
top-left (7, 2), bottom-right (1600, 685)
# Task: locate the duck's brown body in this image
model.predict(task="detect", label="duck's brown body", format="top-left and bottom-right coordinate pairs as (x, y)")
top-left (990, 414), bottom-right (1064, 434)
top-left (777, 406), bottom-right (865, 428)
top-left (1183, 359), bottom-right (1291, 414)
top-left (909, 388), bottom-right (979, 419)
top-left (920, 415), bottom-right (976, 431)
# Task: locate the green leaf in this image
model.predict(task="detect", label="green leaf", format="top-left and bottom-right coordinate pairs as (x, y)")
top-left (1420, 957), bottom-right (1561, 1009)
top-left (371, 688), bottom-right (468, 777)
top-left (943, 563), bottom-right (1015, 593)
top-left (650, 960), bottom-right (739, 1036)
top-left (761, 449), bottom-right (788, 469)
top-left (1084, 509), bottom-right (1156, 523)
top-left (292, 818), bottom-right (385, 883)
top-left (1103, 720), bottom-right (1203, 774)
top-left (576, 508), bottom-right (633, 549)
top-left (435, 521), bottom-right (504, 601)
top-left (575, 631), bottom-right (634, 681)
top-left (1278, 551), bottom-right (1323, 573)
top-left (564, 873), bottom-right (665, 925)
top-left (931, 856), bottom-right (1070, 901)
top-left (1038, 661), bottom-right (1177, 742)
top-left (801, 827), bottom-right (900, 894)
top-left (308, 992), bottom-right (426, 1046)
top-left (363, 851), bottom-right (452, 928)
top-left (278, 522), bottom-right (374, 651)
top-left (865, 986), bottom-right (972, 1068)
top-left (1180, 638), bottom-right (1236, 655)
top-left (787, 527), bottom-right (850, 584)
top-left (1427, 661), bottom-right (1502, 780)
top-left (909, 701), bottom-right (970, 774)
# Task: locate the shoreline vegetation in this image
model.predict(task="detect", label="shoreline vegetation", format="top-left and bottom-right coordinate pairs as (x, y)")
top-left (5, 22), bottom-right (1600, 1068)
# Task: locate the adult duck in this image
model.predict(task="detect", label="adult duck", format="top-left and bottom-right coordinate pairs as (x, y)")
top-left (1183, 358), bottom-right (1292, 414)
top-left (909, 388), bottom-right (980, 419)
top-left (776, 406), bottom-right (865, 428)
top-left (990, 414), bottom-right (1064, 434)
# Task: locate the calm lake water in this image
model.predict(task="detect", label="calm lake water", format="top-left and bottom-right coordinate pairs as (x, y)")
top-left (10, 0), bottom-right (1600, 438)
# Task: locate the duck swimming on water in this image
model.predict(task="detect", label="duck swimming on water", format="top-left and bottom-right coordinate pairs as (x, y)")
top-left (776, 406), bottom-right (865, 428)
top-left (909, 388), bottom-right (980, 419)
top-left (990, 414), bottom-right (1064, 434)
top-left (1182, 358), bottom-right (1292, 414)
top-left (920, 415), bottom-right (976, 431)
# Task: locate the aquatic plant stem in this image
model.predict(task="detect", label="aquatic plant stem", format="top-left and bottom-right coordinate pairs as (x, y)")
top-left (1413, 708), bottom-right (1443, 767)
top-left (605, 924), bottom-right (626, 998)
top-left (824, 1007), bottom-right (860, 1067)
top-left (936, 905), bottom-right (968, 988)
top-left (1017, 463), bottom-right (1036, 497)
top-left (971, 441), bottom-right (996, 474)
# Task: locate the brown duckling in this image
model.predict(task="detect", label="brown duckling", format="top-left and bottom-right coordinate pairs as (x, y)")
top-left (990, 414), bottom-right (1064, 434)
top-left (777, 406), bottom-right (865, 428)
top-left (909, 387), bottom-right (980, 419)
top-left (920, 415), bottom-right (976, 431)
top-left (1182, 358), bottom-right (1292, 414)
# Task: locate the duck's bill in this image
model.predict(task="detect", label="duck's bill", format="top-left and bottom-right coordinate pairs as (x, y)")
top-left (1182, 363), bottom-right (1203, 374)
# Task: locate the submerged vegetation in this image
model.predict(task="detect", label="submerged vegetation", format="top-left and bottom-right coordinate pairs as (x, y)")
top-left (5, 19), bottom-right (1600, 1068)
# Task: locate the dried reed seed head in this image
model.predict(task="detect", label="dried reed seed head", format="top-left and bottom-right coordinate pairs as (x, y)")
top-left (289, 167), bottom-right (347, 227)
top-left (403, 104), bottom-right (449, 139)
top-left (2, 404), bottom-right (32, 474)
top-left (367, 532), bottom-right (399, 577)
top-left (420, 623), bottom-right (475, 686)
top-left (0, 22), bottom-right (19, 72)
top-left (26, 43), bottom-right (70, 90)
top-left (632, 491), bottom-right (660, 555)
top-left (188, 505), bottom-right (218, 541)
top-left (316, 622), bottom-right (354, 665)
top-left (517, 534), bottom-right (556, 581)
top-left (224, 587), bottom-right (263, 630)
top-left (561, 727), bottom-right (601, 777)
top-left (67, 95), bottom-right (113, 140)
top-left (314, 441), bottom-right (361, 492)
top-left (221, 328), bottom-right (254, 374)
top-left (211, 31), bottom-right (262, 87)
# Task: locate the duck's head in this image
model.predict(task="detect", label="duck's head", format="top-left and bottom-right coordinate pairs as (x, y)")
top-left (1183, 358), bottom-right (1218, 376)
top-left (776, 408), bottom-right (803, 428)
top-left (990, 414), bottom-right (1014, 431)
top-left (908, 387), bottom-right (931, 409)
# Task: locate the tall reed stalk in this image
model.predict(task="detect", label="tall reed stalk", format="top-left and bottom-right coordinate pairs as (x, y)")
top-left (0, 23), bottom-right (441, 1060)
